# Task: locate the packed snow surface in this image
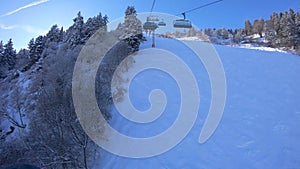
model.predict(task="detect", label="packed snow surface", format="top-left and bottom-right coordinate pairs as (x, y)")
top-left (96, 37), bottom-right (300, 169)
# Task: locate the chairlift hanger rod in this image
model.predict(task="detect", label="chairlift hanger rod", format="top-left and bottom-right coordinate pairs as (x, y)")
top-left (176, 0), bottom-right (223, 16)
top-left (150, 0), bottom-right (156, 13)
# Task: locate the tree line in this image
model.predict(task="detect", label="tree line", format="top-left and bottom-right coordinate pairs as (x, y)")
top-left (163, 8), bottom-right (300, 55)
top-left (0, 6), bottom-right (143, 169)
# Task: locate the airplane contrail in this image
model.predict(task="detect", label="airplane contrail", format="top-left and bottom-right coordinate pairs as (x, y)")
top-left (1, 0), bottom-right (50, 17)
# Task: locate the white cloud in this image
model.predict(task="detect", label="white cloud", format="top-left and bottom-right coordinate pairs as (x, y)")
top-left (0, 23), bottom-right (47, 35)
top-left (1, 0), bottom-right (50, 17)
top-left (0, 23), bottom-right (18, 30)
top-left (21, 25), bottom-right (48, 35)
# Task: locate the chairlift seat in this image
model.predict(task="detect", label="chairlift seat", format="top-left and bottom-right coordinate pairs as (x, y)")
top-left (158, 21), bottom-right (166, 26)
top-left (173, 19), bottom-right (192, 28)
top-left (143, 21), bottom-right (158, 30)
top-left (147, 16), bottom-right (159, 22)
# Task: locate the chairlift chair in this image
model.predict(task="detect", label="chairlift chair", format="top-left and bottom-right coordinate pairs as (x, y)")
top-left (147, 16), bottom-right (159, 22)
top-left (158, 20), bottom-right (166, 26)
top-left (173, 12), bottom-right (192, 28)
top-left (143, 21), bottom-right (158, 30)
top-left (173, 19), bottom-right (192, 28)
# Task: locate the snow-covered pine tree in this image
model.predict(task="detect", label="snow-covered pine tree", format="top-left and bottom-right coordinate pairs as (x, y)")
top-left (2, 39), bottom-right (17, 70)
top-left (208, 28), bottom-right (218, 43)
top-left (267, 12), bottom-right (281, 47)
top-left (294, 11), bottom-right (300, 53)
top-left (103, 14), bottom-right (108, 25)
top-left (118, 6), bottom-right (144, 52)
top-left (23, 36), bottom-right (46, 72)
top-left (277, 12), bottom-right (293, 48)
top-left (285, 9), bottom-right (299, 50)
top-left (59, 27), bottom-right (64, 41)
top-left (271, 12), bottom-right (280, 36)
top-left (46, 24), bottom-right (63, 43)
top-left (0, 39), bottom-right (16, 78)
top-left (0, 41), bottom-right (3, 54)
top-left (125, 6), bottom-right (137, 16)
top-left (264, 20), bottom-right (276, 46)
top-left (65, 11), bottom-right (85, 48)
top-left (187, 27), bottom-right (196, 37)
top-left (83, 12), bottom-right (108, 41)
top-left (0, 41), bottom-right (4, 78)
top-left (28, 38), bottom-right (35, 59)
top-left (15, 48), bottom-right (30, 70)
top-left (219, 28), bottom-right (229, 39)
top-left (253, 19), bottom-right (264, 38)
top-left (196, 29), bottom-right (209, 41)
top-left (233, 29), bottom-right (244, 43)
top-left (244, 20), bottom-right (253, 36)
top-left (28, 35), bottom-right (45, 63)
top-left (34, 36), bottom-right (46, 59)
top-left (204, 28), bottom-right (213, 37)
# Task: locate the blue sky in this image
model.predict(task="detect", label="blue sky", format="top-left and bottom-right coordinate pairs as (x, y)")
top-left (0, 0), bottom-right (299, 50)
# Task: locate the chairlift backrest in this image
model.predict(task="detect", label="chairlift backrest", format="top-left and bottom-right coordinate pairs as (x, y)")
top-left (158, 21), bottom-right (166, 26)
top-left (147, 16), bottom-right (159, 22)
top-left (173, 12), bottom-right (192, 28)
top-left (143, 21), bottom-right (158, 30)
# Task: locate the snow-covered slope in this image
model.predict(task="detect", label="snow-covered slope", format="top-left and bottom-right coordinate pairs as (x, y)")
top-left (176, 35), bottom-right (289, 54)
top-left (96, 37), bottom-right (300, 169)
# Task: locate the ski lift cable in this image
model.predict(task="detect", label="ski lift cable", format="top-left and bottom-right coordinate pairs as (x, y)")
top-left (176, 0), bottom-right (223, 16)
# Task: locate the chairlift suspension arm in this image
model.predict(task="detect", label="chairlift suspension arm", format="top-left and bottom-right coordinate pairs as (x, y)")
top-left (182, 13), bottom-right (186, 20)
top-left (150, 0), bottom-right (156, 13)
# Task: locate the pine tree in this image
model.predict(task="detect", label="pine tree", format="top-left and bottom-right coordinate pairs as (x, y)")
top-left (253, 19), bottom-right (264, 38)
top-left (83, 12), bottom-right (108, 40)
top-left (22, 36), bottom-right (45, 72)
top-left (0, 41), bottom-right (3, 53)
top-left (72, 11), bottom-right (84, 44)
top-left (188, 27), bottom-right (196, 37)
top-left (59, 27), bottom-right (64, 42)
top-left (267, 12), bottom-right (280, 47)
top-left (65, 11), bottom-right (85, 47)
top-left (34, 36), bottom-right (45, 58)
top-left (264, 20), bottom-right (275, 46)
top-left (228, 29), bottom-right (234, 35)
top-left (244, 20), bottom-right (253, 36)
top-left (220, 28), bottom-right (229, 39)
top-left (103, 15), bottom-right (108, 25)
top-left (272, 12), bottom-right (280, 35)
top-left (287, 9), bottom-right (299, 50)
top-left (15, 48), bottom-right (30, 70)
top-left (28, 38), bottom-right (35, 59)
top-left (125, 6), bottom-right (137, 16)
top-left (277, 12), bottom-right (294, 48)
top-left (233, 29), bottom-right (244, 43)
top-left (289, 9), bottom-right (295, 21)
top-left (118, 6), bottom-right (144, 52)
top-left (204, 28), bottom-right (213, 36)
top-left (0, 40), bottom-right (4, 77)
top-left (46, 24), bottom-right (62, 43)
top-left (28, 36), bottom-right (45, 64)
top-left (2, 39), bottom-right (17, 70)
top-left (294, 12), bottom-right (300, 52)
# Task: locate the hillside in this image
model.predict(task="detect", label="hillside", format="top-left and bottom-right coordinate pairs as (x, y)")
top-left (0, 7), bottom-right (144, 169)
top-left (96, 36), bottom-right (300, 169)
top-left (160, 8), bottom-right (300, 56)
top-left (0, 6), bottom-right (299, 169)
